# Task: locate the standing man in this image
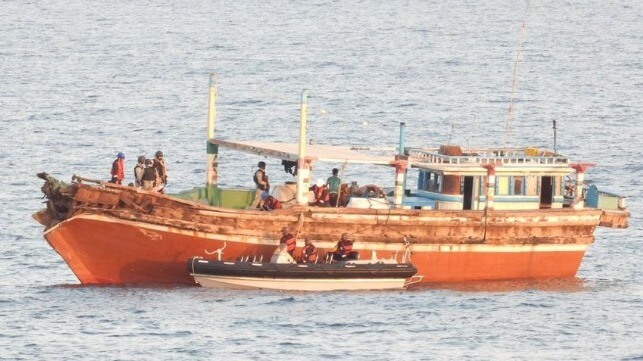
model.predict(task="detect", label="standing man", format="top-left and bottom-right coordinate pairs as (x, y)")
top-left (251, 161), bottom-right (268, 208)
top-left (142, 159), bottom-right (159, 191)
top-left (153, 150), bottom-right (167, 193)
top-left (326, 168), bottom-right (341, 206)
top-left (133, 156), bottom-right (146, 188)
top-left (110, 152), bottom-right (125, 184)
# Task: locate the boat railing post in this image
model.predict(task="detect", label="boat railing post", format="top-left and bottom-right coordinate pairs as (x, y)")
top-left (296, 90), bottom-right (311, 205)
top-left (482, 164), bottom-right (496, 211)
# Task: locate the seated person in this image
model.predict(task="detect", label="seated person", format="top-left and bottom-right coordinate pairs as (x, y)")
top-left (331, 233), bottom-right (358, 261)
top-left (298, 238), bottom-right (317, 263)
top-left (261, 194), bottom-right (282, 211)
top-left (279, 227), bottom-right (296, 257)
top-left (309, 179), bottom-right (329, 206)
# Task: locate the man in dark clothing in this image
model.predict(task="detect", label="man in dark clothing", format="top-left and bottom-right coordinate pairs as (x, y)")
top-left (134, 156), bottom-right (146, 188)
top-left (251, 161), bottom-right (268, 208)
top-left (142, 159), bottom-right (159, 191)
top-left (153, 150), bottom-right (167, 193)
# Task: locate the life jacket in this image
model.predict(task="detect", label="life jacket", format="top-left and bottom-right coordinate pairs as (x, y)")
top-left (280, 233), bottom-right (296, 253)
top-left (310, 184), bottom-right (329, 204)
top-left (339, 240), bottom-right (353, 254)
top-left (302, 244), bottom-right (317, 263)
top-left (111, 159), bottom-right (124, 180)
top-left (134, 164), bottom-right (145, 185)
top-left (253, 169), bottom-right (267, 190)
top-left (153, 158), bottom-right (167, 183)
top-left (142, 167), bottom-right (157, 181)
top-left (262, 196), bottom-right (282, 211)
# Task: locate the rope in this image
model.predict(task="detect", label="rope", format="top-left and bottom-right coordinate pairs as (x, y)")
top-left (504, 0), bottom-right (532, 150)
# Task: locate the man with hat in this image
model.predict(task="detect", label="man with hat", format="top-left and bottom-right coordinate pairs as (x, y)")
top-left (110, 152), bottom-right (125, 184)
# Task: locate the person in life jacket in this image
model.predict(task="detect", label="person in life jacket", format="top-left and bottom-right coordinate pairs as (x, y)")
top-left (153, 150), bottom-right (167, 193)
top-left (332, 233), bottom-right (358, 261)
top-left (133, 156), bottom-right (146, 188)
top-left (279, 227), bottom-right (297, 257)
top-left (298, 238), bottom-right (317, 263)
top-left (251, 161), bottom-right (269, 208)
top-left (309, 178), bottom-right (329, 206)
top-left (261, 194), bottom-right (282, 211)
top-left (110, 152), bottom-right (125, 184)
top-left (141, 159), bottom-right (159, 191)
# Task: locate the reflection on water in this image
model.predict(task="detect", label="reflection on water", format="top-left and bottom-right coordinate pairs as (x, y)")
top-left (413, 277), bottom-right (587, 293)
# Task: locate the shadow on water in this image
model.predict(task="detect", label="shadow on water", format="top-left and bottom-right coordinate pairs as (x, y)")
top-left (408, 277), bottom-right (588, 293)
top-left (45, 277), bottom-right (590, 294)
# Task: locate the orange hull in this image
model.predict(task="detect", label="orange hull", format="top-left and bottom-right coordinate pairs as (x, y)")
top-left (45, 214), bottom-right (588, 285)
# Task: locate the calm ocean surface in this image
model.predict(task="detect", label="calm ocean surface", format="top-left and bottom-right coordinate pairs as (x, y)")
top-left (1, 0), bottom-right (641, 359)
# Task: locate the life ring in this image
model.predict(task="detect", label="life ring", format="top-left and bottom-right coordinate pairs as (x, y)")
top-left (358, 184), bottom-right (385, 198)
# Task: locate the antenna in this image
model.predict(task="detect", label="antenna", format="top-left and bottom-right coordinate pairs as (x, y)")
top-left (552, 119), bottom-right (557, 154)
top-left (504, 0), bottom-right (532, 149)
top-left (447, 122), bottom-right (454, 145)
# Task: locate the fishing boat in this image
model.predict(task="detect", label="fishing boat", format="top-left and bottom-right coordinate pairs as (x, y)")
top-left (188, 243), bottom-right (419, 291)
top-left (33, 74), bottom-right (629, 285)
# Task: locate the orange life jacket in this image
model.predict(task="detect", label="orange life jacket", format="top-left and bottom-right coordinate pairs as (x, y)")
top-left (311, 185), bottom-right (329, 204)
top-left (301, 244), bottom-right (317, 263)
top-left (339, 240), bottom-right (353, 254)
top-left (111, 159), bottom-right (124, 180)
top-left (280, 234), bottom-right (296, 253)
top-left (262, 196), bottom-right (282, 210)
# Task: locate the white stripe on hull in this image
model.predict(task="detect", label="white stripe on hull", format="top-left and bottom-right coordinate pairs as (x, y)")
top-left (193, 274), bottom-right (407, 291)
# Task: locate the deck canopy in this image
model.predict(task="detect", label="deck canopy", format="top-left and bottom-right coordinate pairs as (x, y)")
top-left (211, 139), bottom-right (396, 165)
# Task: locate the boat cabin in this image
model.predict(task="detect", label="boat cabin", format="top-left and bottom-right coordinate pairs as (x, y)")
top-left (406, 145), bottom-right (578, 211)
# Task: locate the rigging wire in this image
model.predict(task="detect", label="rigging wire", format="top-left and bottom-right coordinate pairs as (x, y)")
top-left (504, 0), bottom-right (532, 150)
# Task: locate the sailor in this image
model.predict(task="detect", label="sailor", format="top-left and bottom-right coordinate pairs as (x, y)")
top-left (153, 150), bottom-right (167, 193)
top-left (299, 238), bottom-right (317, 263)
top-left (110, 152), bottom-right (125, 184)
top-left (142, 159), bottom-right (159, 191)
top-left (279, 227), bottom-right (296, 257)
top-left (326, 168), bottom-right (341, 207)
top-left (309, 178), bottom-right (329, 206)
top-left (251, 161), bottom-right (269, 208)
top-left (333, 233), bottom-right (357, 261)
top-left (133, 156), bottom-right (146, 188)
top-left (261, 194), bottom-right (282, 211)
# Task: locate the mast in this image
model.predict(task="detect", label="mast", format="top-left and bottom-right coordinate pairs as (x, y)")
top-left (390, 122), bottom-right (409, 209)
top-left (296, 90), bottom-right (310, 205)
top-left (206, 73), bottom-right (219, 202)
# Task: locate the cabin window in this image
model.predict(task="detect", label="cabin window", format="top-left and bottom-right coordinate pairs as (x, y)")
top-left (525, 176), bottom-right (538, 196)
top-left (419, 171), bottom-right (441, 192)
top-left (512, 176), bottom-right (524, 195)
top-left (555, 176), bottom-right (562, 196)
top-left (496, 176), bottom-right (510, 195)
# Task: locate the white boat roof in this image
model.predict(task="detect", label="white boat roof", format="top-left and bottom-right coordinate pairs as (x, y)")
top-left (211, 139), bottom-right (395, 165)
top-left (211, 138), bottom-right (579, 175)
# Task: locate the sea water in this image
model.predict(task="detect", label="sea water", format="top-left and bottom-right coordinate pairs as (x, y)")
top-left (0, 0), bottom-right (641, 359)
